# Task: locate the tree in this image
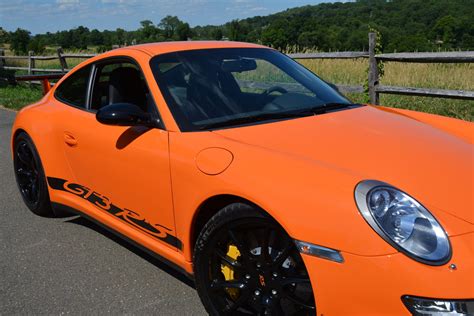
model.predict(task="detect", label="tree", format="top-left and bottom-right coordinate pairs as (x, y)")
top-left (227, 20), bottom-right (247, 41)
top-left (433, 15), bottom-right (458, 47)
top-left (261, 19), bottom-right (292, 50)
top-left (10, 28), bottom-right (31, 55)
top-left (211, 28), bottom-right (223, 40)
top-left (27, 38), bottom-right (45, 54)
top-left (115, 28), bottom-right (126, 45)
top-left (138, 20), bottom-right (159, 43)
top-left (3, 0), bottom-right (474, 53)
top-left (0, 27), bottom-right (8, 44)
top-left (159, 15), bottom-right (182, 39)
top-left (89, 29), bottom-right (104, 46)
top-left (176, 23), bottom-right (192, 41)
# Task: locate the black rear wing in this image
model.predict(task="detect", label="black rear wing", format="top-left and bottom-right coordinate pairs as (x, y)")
top-left (15, 73), bottom-right (65, 95)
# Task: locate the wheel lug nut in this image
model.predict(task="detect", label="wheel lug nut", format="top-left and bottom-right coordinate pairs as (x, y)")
top-left (245, 274), bottom-right (251, 280)
top-left (272, 272), bottom-right (278, 277)
top-left (256, 263), bottom-right (261, 268)
top-left (271, 289), bottom-right (278, 295)
top-left (254, 290), bottom-right (261, 296)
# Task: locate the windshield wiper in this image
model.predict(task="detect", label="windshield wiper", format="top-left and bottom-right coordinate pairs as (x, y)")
top-left (198, 103), bottom-right (359, 130)
top-left (314, 102), bottom-right (355, 112)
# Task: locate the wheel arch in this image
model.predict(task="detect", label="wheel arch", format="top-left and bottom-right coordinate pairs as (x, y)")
top-left (190, 194), bottom-right (273, 257)
top-left (11, 127), bottom-right (29, 159)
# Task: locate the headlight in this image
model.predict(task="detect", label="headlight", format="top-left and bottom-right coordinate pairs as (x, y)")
top-left (355, 180), bottom-right (451, 265)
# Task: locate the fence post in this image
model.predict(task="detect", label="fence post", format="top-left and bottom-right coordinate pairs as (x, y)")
top-left (368, 32), bottom-right (379, 105)
top-left (57, 47), bottom-right (68, 72)
top-left (28, 51), bottom-right (35, 75)
top-left (0, 49), bottom-right (5, 69)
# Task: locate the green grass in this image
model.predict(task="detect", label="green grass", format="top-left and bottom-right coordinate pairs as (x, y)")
top-left (0, 84), bottom-right (43, 110)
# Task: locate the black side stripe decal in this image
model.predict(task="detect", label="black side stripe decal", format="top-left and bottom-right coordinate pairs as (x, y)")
top-left (47, 177), bottom-right (182, 250)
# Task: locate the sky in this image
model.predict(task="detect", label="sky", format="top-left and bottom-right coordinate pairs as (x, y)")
top-left (0, 0), bottom-right (340, 34)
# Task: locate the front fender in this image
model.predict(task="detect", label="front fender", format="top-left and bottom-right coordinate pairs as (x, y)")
top-left (378, 106), bottom-right (473, 144)
top-left (169, 131), bottom-right (397, 263)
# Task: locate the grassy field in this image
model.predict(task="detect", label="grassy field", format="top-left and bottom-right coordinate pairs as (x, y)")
top-left (0, 53), bottom-right (473, 121)
top-left (298, 59), bottom-right (474, 121)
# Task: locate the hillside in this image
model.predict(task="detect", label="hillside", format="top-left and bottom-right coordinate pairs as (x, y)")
top-left (208, 0), bottom-right (474, 51)
top-left (1, 0), bottom-right (473, 54)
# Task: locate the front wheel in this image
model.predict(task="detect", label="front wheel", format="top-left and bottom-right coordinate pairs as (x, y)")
top-left (194, 203), bottom-right (316, 315)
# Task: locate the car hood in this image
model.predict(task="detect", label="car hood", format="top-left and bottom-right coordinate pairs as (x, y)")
top-left (213, 106), bottom-right (474, 226)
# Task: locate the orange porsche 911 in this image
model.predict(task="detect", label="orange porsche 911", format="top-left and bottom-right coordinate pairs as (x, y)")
top-left (11, 41), bottom-right (473, 315)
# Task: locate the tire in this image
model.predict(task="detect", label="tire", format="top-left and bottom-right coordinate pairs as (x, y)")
top-left (13, 132), bottom-right (55, 217)
top-left (194, 203), bottom-right (316, 315)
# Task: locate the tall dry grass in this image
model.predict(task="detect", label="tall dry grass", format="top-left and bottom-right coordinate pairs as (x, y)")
top-left (298, 59), bottom-right (474, 121)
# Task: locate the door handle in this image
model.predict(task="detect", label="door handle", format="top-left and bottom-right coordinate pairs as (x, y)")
top-left (64, 133), bottom-right (78, 146)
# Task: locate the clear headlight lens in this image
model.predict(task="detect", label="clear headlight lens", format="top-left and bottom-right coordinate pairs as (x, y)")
top-left (355, 180), bottom-right (451, 265)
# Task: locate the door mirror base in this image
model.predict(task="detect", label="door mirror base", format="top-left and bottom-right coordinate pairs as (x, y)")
top-left (96, 103), bottom-right (158, 127)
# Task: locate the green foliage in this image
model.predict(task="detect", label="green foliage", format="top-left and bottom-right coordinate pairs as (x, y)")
top-left (0, 27), bottom-right (8, 44)
top-left (211, 28), bottom-right (223, 40)
top-left (1, 0), bottom-right (473, 52)
top-left (363, 27), bottom-right (384, 102)
top-left (227, 20), bottom-right (249, 42)
top-left (27, 38), bottom-right (45, 54)
top-left (370, 27), bottom-right (384, 78)
top-left (0, 84), bottom-right (43, 110)
top-left (10, 28), bottom-right (31, 55)
top-left (159, 16), bottom-right (181, 39)
top-left (176, 23), bottom-right (192, 41)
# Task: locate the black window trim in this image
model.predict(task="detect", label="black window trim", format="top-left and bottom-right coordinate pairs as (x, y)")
top-left (54, 55), bottom-right (165, 130)
top-left (54, 65), bottom-right (93, 112)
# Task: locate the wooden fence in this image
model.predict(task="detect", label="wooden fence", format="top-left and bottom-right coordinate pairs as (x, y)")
top-left (290, 33), bottom-right (474, 103)
top-left (0, 47), bottom-right (94, 73)
top-left (1, 33), bottom-right (474, 104)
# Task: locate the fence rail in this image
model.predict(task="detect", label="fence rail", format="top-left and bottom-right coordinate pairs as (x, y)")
top-left (287, 51), bottom-right (368, 59)
top-left (289, 35), bottom-right (474, 103)
top-left (1, 34), bottom-right (473, 104)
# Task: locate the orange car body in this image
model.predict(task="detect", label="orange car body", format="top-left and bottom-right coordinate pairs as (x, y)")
top-left (11, 42), bottom-right (474, 315)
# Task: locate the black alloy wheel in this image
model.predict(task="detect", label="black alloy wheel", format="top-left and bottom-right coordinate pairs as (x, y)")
top-left (13, 132), bottom-right (54, 217)
top-left (194, 203), bottom-right (316, 315)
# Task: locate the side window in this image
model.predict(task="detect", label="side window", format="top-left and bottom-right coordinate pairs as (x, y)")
top-left (55, 65), bottom-right (91, 108)
top-left (90, 61), bottom-right (150, 112)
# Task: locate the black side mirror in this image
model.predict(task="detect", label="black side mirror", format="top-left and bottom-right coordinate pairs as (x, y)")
top-left (96, 103), bottom-right (155, 127)
top-left (327, 82), bottom-right (341, 93)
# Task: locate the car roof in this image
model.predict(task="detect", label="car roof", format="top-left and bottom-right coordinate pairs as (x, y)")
top-left (117, 41), bottom-right (269, 56)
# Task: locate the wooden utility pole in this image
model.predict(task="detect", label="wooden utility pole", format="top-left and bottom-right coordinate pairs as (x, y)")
top-left (57, 47), bottom-right (68, 72)
top-left (368, 32), bottom-right (379, 105)
top-left (0, 49), bottom-right (5, 69)
top-left (28, 51), bottom-right (35, 75)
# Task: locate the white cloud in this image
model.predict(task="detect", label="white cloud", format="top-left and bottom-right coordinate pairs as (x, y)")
top-left (56, 0), bottom-right (81, 11)
top-left (101, 0), bottom-right (127, 3)
top-left (56, 0), bottom-right (79, 3)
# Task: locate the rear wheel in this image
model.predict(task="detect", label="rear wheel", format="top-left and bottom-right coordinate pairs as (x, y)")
top-left (13, 132), bottom-right (55, 217)
top-left (194, 203), bottom-right (316, 315)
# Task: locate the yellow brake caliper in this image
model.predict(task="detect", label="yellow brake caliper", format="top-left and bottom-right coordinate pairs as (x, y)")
top-left (221, 244), bottom-right (241, 300)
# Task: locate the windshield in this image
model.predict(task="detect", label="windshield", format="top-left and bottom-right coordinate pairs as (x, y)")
top-left (150, 48), bottom-right (353, 131)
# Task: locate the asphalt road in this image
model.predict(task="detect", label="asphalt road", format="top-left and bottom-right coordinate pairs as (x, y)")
top-left (0, 108), bottom-right (206, 314)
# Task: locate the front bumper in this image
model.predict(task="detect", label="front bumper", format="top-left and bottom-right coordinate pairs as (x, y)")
top-left (302, 232), bottom-right (473, 315)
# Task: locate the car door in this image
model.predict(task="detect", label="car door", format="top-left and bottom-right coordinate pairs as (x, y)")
top-left (53, 58), bottom-right (180, 250)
